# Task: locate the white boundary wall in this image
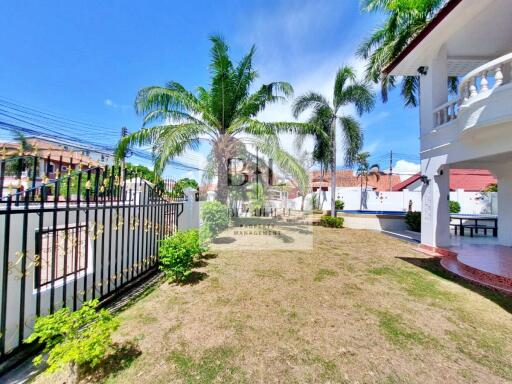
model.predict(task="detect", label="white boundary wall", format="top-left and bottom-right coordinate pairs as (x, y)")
top-left (289, 188), bottom-right (497, 214)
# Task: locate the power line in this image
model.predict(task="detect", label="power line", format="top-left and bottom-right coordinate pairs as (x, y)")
top-left (0, 107), bottom-right (205, 172)
top-left (0, 97), bottom-right (118, 132)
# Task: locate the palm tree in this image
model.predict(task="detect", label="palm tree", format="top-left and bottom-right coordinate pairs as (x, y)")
top-left (116, 35), bottom-right (309, 204)
top-left (357, 0), bottom-right (456, 107)
top-left (284, 149), bottom-right (314, 211)
top-left (292, 66), bottom-right (375, 217)
top-left (355, 152), bottom-right (380, 210)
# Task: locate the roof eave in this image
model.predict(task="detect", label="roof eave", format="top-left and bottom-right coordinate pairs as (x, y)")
top-left (382, 0), bottom-right (463, 75)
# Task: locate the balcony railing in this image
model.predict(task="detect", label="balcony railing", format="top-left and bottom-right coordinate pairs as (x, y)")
top-left (433, 52), bottom-right (512, 128)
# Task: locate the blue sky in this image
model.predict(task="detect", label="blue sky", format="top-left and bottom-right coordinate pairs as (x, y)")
top-left (0, 0), bottom-right (420, 180)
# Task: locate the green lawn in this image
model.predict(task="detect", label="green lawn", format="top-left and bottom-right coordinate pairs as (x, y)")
top-left (33, 226), bottom-right (512, 383)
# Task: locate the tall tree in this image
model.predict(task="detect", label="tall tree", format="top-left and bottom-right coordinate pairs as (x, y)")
top-left (355, 152), bottom-right (380, 210)
top-left (292, 66), bottom-right (375, 217)
top-left (116, 35), bottom-right (309, 204)
top-left (357, 0), bottom-right (455, 107)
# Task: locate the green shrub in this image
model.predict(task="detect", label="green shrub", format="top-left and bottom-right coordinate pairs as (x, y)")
top-left (200, 201), bottom-right (229, 239)
top-left (405, 211), bottom-right (421, 232)
top-left (24, 299), bottom-right (119, 375)
top-left (159, 229), bottom-right (206, 282)
top-left (335, 200), bottom-right (345, 210)
top-left (449, 200), bottom-right (461, 213)
top-left (319, 215), bottom-right (344, 228)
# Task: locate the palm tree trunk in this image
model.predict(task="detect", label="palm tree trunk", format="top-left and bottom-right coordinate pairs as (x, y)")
top-left (217, 160), bottom-right (228, 204)
top-left (330, 118), bottom-right (336, 217)
top-left (360, 175), bottom-right (363, 210)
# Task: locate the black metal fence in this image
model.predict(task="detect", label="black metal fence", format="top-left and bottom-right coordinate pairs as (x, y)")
top-left (0, 159), bottom-right (184, 361)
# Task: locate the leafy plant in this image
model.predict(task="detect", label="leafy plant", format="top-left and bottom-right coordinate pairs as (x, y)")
top-left (335, 199), bottom-right (344, 210)
top-left (405, 211), bottom-right (421, 232)
top-left (449, 201), bottom-right (461, 214)
top-left (159, 229), bottom-right (205, 283)
top-left (319, 215), bottom-right (344, 228)
top-left (200, 201), bottom-right (230, 239)
top-left (174, 178), bottom-right (199, 196)
top-left (24, 299), bottom-right (119, 376)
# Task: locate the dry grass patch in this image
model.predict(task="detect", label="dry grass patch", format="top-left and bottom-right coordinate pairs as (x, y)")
top-left (31, 227), bottom-right (512, 384)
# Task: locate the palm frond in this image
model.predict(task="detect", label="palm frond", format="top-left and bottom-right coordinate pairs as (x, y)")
top-left (333, 66), bottom-right (356, 107)
top-left (339, 115), bottom-right (363, 167)
top-left (232, 118), bottom-right (317, 137)
top-left (236, 82), bottom-right (293, 118)
top-left (292, 92), bottom-right (330, 119)
top-left (247, 136), bottom-right (308, 191)
top-left (336, 83), bottom-right (375, 115)
top-left (400, 75), bottom-right (419, 107)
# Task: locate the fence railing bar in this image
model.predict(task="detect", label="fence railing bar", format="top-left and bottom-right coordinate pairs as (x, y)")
top-left (0, 195), bottom-right (12, 354)
top-left (125, 175), bottom-right (131, 284)
top-left (49, 171), bottom-right (60, 314)
top-left (35, 186), bottom-right (44, 317)
top-left (83, 168), bottom-right (91, 304)
top-left (18, 189), bottom-right (30, 346)
top-left (141, 182), bottom-right (147, 274)
top-left (92, 167), bottom-right (100, 300)
top-left (120, 169), bottom-right (127, 286)
top-left (62, 171), bottom-right (72, 309)
top-left (100, 165), bottom-right (108, 298)
top-left (72, 172), bottom-right (82, 311)
top-left (113, 168), bottom-right (120, 290)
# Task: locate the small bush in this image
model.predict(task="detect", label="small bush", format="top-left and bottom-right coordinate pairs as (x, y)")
top-left (405, 211), bottom-right (421, 232)
top-left (319, 215), bottom-right (344, 228)
top-left (200, 201), bottom-right (229, 239)
top-left (449, 200), bottom-right (461, 213)
top-left (159, 229), bottom-right (206, 282)
top-left (335, 200), bottom-right (345, 210)
top-left (24, 299), bottom-right (119, 375)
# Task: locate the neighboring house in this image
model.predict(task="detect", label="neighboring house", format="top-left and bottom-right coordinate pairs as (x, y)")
top-left (392, 169), bottom-right (497, 192)
top-left (385, 0), bottom-right (512, 248)
top-left (24, 136), bottom-right (113, 165)
top-left (310, 170), bottom-right (401, 192)
top-left (0, 138), bottom-right (101, 196)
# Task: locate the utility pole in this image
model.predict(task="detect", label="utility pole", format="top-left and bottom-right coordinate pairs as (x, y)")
top-left (388, 150), bottom-right (393, 191)
top-left (120, 126), bottom-right (128, 181)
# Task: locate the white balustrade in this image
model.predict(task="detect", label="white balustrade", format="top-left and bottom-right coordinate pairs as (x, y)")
top-left (432, 52), bottom-right (512, 128)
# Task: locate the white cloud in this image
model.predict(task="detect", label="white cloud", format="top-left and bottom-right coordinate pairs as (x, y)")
top-left (233, 1), bottom-right (373, 167)
top-left (104, 99), bottom-right (116, 107)
top-left (104, 98), bottom-right (130, 110)
top-left (392, 160), bottom-right (420, 180)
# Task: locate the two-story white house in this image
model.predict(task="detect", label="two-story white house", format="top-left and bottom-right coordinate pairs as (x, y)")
top-left (385, 0), bottom-right (512, 291)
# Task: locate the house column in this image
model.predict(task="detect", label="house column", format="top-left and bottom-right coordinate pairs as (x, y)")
top-left (419, 45), bottom-right (450, 249)
top-left (419, 45), bottom-right (448, 137)
top-left (495, 167), bottom-right (512, 246)
top-left (421, 161), bottom-right (450, 248)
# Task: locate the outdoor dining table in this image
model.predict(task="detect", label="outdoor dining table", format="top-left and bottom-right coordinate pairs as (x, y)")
top-left (450, 214), bottom-right (498, 237)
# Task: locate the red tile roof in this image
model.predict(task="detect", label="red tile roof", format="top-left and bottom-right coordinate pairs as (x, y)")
top-left (310, 170), bottom-right (401, 192)
top-left (392, 169), bottom-right (496, 192)
top-left (392, 174), bottom-right (421, 191)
